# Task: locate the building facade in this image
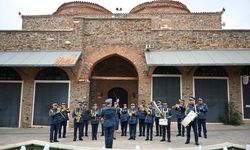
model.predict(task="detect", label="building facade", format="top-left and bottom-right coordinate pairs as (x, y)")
top-left (0, 1), bottom-right (250, 127)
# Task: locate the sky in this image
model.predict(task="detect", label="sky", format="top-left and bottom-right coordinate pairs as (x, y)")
top-left (0, 0), bottom-right (250, 30)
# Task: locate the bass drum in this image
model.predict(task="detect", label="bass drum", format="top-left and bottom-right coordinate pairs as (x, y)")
top-left (181, 111), bottom-right (197, 127)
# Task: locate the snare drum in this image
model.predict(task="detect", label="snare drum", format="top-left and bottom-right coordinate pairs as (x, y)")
top-left (159, 118), bottom-right (168, 126)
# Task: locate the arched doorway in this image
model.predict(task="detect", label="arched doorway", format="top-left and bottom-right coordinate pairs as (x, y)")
top-left (108, 87), bottom-right (128, 107)
top-left (89, 55), bottom-right (138, 107)
top-left (194, 66), bottom-right (228, 122)
top-left (0, 67), bottom-right (22, 127)
top-left (33, 67), bottom-right (69, 126)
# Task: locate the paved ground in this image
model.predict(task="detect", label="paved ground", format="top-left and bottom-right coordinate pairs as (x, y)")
top-left (0, 124), bottom-right (250, 149)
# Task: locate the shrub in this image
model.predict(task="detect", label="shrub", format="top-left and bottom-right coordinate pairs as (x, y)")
top-left (219, 101), bottom-right (242, 125)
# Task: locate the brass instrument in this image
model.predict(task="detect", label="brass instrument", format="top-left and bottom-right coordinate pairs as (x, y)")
top-left (75, 111), bottom-right (82, 123)
top-left (128, 109), bottom-right (135, 117)
top-left (145, 105), bottom-right (152, 115)
top-left (152, 101), bottom-right (163, 117)
top-left (172, 104), bottom-right (179, 109)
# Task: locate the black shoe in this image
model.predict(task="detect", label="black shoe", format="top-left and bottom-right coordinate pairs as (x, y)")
top-left (59, 135), bottom-right (61, 138)
top-left (101, 134), bottom-right (104, 136)
top-left (176, 134), bottom-right (181, 136)
top-left (204, 135), bottom-right (207, 138)
top-left (160, 139), bottom-right (166, 142)
top-left (143, 134), bottom-right (145, 136)
top-left (150, 139), bottom-right (152, 141)
top-left (62, 136), bottom-right (66, 138)
top-left (182, 134), bottom-right (185, 137)
top-left (54, 140), bottom-right (59, 142)
top-left (155, 134), bottom-right (159, 136)
top-left (128, 137), bottom-right (132, 140)
top-left (198, 135), bottom-right (202, 137)
top-left (196, 142), bottom-right (199, 145)
top-left (139, 134), bottom-right (142, 137)
top-left (73, 139), bottom-right (76, 141)
top-left (145, 138), bottom-right (149, 141)
top-left (50, 140), bottom-right (53, 143)
top-left (185, 141), bottom-right (190, 144)
top-left (85, 134), bottom-right (88, 137)
top-left (79, 138), bottom-right (83, 141)
top-left (167, 140), bottom-right (171, 142)
top-left (113, 138), bottom-right (116, 140)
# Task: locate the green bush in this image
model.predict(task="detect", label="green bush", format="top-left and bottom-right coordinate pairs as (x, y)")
top-left (219, 101), bottom-right (242, 125)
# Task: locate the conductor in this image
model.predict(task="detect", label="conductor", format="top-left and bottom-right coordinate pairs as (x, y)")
top-left (101, 98), bottom-right (116, 149)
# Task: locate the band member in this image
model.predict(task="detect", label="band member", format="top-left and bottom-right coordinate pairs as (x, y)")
top-left (185, 97), bottom-right (199, 145)
top-left (49, 103), bottom-right (61, 143)
top-left (90, 103), bottom-right (100, 140)
top-left (128, 103), bottom-right (138, 140)
top-left (155, 100), bottom-right (162, 136)
top-left (120, 104), bottom-right (129, 136)
top-left (113, 101), bottom-right (121, 140)
top-left (100, 103), bottom-right (106, 136)
top-left (72, 101), bottom-right (83, 141)
top-left (173, 99), bottom-right (186, 137)
top-left (145, 103), bottom-right (155, 141)
top-left (196, 98), bottom-right (208, 138)
top-left (81, 102), bottom-right (90, 137)
top-left (58, 102), bottom-right (70, 138)
top-left (160, 102), bottom-right (172, 142)
top-left (138, 104), bottom-right (146, 136)
top-left (101, 98), bottom-right (116, 149)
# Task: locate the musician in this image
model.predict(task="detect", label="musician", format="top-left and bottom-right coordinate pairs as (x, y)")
top-left (120, 104), bottom-right (129, 136)
top-left (155, 100), bottom-right (162, 136)
top-left (185, 97), bottom-right (199, 145)
top-left (145, 103), bottom-right (155, 141)
top-left (81, 102), bottom-right (90, 137)
top-left (90, 103), bottom-right (100, 140)
top-left (160, 102), bottom-right (172, 142)
top-left (58, 102), bottom-right (70, 138)
top-left (138, 104), bottom-right (146, 137)
top-left (49, 103), bottom-right (61, 143)
top-left (174, 99), bottom-right (186, 137)
top-left (72, 101), bottom-right (83, 141)
top-left (128, 103), bottom-right (139, 140)
top-left (101, 98), bottom-right (116, 149)
top-left (196, 98), bottom-right (208, 138)
top-left (113, 101), bottom-right (121, 140)
top-left (100, 103), bottom-right (106, 136)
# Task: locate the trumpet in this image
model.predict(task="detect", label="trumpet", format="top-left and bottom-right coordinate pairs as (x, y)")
top-left (146, 106), bottom-right (152, 115)
top-left (128, 109), bottom-right (135, 117)
top-left (172, 104), bottom-right (179, 109)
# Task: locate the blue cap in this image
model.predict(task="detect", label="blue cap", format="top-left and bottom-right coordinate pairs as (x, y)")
top-left (105, 98), bottom-right (112, 103)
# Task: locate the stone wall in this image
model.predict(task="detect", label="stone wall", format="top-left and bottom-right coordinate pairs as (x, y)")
top-left (22, 12), bottom-right (222, 31)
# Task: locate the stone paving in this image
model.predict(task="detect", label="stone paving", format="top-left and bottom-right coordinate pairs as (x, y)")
top-left (0, 124), bottom-right (249, 149)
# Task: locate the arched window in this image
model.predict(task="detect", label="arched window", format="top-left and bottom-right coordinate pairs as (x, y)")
top-left (35, 68), bottom-right (69, 80)
top-left (194, 66), bottom-right (228, 77)
top-left (153, 66), bottom-right (180, 74)
top-left (0, 67), bottom-right (21, 80)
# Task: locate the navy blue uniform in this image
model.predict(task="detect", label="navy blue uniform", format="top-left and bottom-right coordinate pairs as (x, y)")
top-left (138, 109), bottom-right (146, 136)
top-left (120, 108), bottom-right (129, 136)
top-left (128, 108), bottom-right (138, 140)
top-left (145, 108), bottom-right (155, 141)
top-left (59, 107), bottom-right (70, 138)
top-left (185, 104), bottom-right (199, 144)
top-left (101, 106), bottom-right (116, 149)
top-left (175, 104), bottom-right (186, 136)
top-left (49, 108), bottom-right (61, 142)
top-left (161, 108), bottom-right (172, 142)
top-left (72, 108), bottom-right (83, 141)
top-left (81, 109), bottom-right (90, 137)
top-left (90, 109), bottom-right (100, 140)
top-left (114, 107), bottom-right (121, 130)
top-left (196, 103), bottom-right (208, 138)
top-left (155, 105), bottom-right (162, 136)
top-left (100, 107), bottom-right (105, 136)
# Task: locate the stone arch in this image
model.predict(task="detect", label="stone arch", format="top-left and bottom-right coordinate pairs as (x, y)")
top-left (194, 66), bottom-right (228, 77)
top-left (0, 67), bottom-right (22, 80)
top-left (35, 67), bottom-right (69, 80)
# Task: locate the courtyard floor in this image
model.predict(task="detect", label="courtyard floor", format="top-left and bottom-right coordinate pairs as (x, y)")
top-left (0, 123), bottom-right (249, 150)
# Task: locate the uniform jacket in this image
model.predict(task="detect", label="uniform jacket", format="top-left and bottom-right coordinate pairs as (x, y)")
top-left (90, 109), bottom-right (100, 124)
top-left (144, 108), bottom-right (155, 124)
top-left (175, 105), bottom-right (186, 119)
top-left (101, 106), bottom-right (116, 128)
top-left (128, 108), bottom-right (138, 124)
top-left (72, 108), bottom-right (84, 123)
top-left (196, 103), bottom-right (208, 119)
top-left (82, 109), bottom-right (91, 121)
top-left (138, 109), bottom-right (147, 120)
top-left (49, 108), bottom-right (61, 125)
top-left (185, 103), bottom-right (197, 115)
top-left (162, 107), bottom-right (172, 124)
top-left (60, 107), bottom-right (70, 121)
top-left (120, 108), bottom-right (129, 122)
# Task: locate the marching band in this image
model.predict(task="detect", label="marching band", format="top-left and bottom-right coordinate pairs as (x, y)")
top-left (49, 96), bottom-right (208, 148)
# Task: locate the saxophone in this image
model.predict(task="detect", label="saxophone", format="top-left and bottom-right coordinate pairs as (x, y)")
top-left (75, 110), bottom-right (82, 123)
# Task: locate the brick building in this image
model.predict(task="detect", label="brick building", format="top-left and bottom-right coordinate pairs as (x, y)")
top-left (0, 1), bottom-right (250, 127)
